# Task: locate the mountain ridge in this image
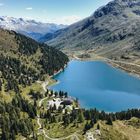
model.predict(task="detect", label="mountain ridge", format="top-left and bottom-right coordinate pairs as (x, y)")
top-left (0, 16), bottom-right (67, 41)
top-left (42, 0), bottom-right (140, 61)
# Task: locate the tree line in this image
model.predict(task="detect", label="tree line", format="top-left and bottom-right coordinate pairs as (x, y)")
top-left (39, 90), bottom-right (140, 133)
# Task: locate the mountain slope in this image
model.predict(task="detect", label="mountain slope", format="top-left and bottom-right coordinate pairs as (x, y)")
top-left (43, 0), bottom-right (140, 60)
top-left (0, 16), bottom-right (66, 40)
top-left (0, 29), bottom-right (68, 94)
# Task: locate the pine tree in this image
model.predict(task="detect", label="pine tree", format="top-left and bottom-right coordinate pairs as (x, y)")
top-left (78, 110), bottom-right (84, 123)
top-left (97, 123), bottom-right (100, 130)
top-left (83, 121), bottom-right (91, 133)
top-left (106, 116), bottom-right (113, 125)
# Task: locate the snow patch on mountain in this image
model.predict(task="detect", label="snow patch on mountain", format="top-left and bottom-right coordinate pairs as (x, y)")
top-left (0, 16), bottom-right (67, 40)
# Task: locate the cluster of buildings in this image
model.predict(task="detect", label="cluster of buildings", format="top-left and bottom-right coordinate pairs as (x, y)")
top-left (47, 97), bottom-right (74, 113)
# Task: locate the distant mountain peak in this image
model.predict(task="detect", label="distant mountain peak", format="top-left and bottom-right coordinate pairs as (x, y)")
top-left (0, 16), bottom-right (67, 40)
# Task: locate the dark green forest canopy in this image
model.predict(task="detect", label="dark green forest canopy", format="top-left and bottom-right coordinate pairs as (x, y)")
top-left (0, 94), bottom-right (37, 140)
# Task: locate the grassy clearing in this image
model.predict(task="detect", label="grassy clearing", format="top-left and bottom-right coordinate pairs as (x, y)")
top-left (91, 118), bottom-right (140, 140)
top-left (42, 98), bottom-right (49, 108)
top-left (47, 77), bottom-right (57, 87)
top-left (42, 117), bottom-right (140, 140)
top-left (38, 135), bottom-right (44, 140)
top-left (0, 85), bottom-right (15, 103)
top-left (44, 122), bottom-right (85, 139)
top-left (20, 82), bottom-right (42, 101)
top-left (0, 78), bottom-right (43, 103)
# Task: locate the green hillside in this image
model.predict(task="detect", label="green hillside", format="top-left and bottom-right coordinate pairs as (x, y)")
top-left (0, 29), bottom-right (68, 95)
top-left (0, 29), bottom-right (140, 140)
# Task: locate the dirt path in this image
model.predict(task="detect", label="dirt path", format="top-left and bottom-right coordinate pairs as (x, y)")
top-left (37, 95), bottom-right (79, 140)
top-left (37, 97), bottom-right (79, 140)
top-left (39, 97), bottom-right (48, 107)
top-left (42, 81), bottom-right (49, 92)
top-left (37, 81), bottom-right (80, 140)
top-left (42, 130), bottom-right (79, 140)
top-left (73, 53), bottom-right (140, 77)
top-left (74, 53), bottom-right (140, 68)
top-left (105, 58), bottom-right (140, 68)
top-left (37, 114), bottom-right (42, 130)
top-left (73, 55), bottom-right (81, 60)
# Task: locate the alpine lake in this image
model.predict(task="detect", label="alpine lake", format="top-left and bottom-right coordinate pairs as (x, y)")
top-left (49, 60), bottom-right (140, 112)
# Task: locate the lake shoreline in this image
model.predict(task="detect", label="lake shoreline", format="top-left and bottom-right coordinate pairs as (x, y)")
top-left (70, 56), bottom-right (140, 80)
top-left (49, 60), bottom-right (140, 112)
top-left (107, 61), bottom-right (140, 79)
top-left (48, 64), bottom-right (68, 89)
top-left (50, 64), bottom-right (67, 79)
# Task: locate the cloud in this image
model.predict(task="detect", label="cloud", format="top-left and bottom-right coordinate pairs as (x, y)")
top-left (0, 3), bottom-right (4, 6)
top-left (26, 7), bottom-right (33, 10)
top-left (48, 15), bottom-right (82, 25)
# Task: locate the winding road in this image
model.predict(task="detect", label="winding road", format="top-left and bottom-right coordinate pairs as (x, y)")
top-left (36, 81), bottom-right (80, 140)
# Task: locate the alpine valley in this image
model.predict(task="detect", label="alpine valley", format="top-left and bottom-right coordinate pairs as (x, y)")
top-left (0, 0), bottom-right (140, 140)
top-left (41, 0), bottom-right (140, 77)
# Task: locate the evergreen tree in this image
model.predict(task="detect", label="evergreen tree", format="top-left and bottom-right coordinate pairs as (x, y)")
top-left (106, 116), bottom-right (113, 125)
top-left (97, 123), bottom-right (100, 130)
top-left (78, 110), bottom-right (84, 123)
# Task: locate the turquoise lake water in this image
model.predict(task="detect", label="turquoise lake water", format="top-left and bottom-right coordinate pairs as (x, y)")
top-left (50, 60), bottom-right (140, 112)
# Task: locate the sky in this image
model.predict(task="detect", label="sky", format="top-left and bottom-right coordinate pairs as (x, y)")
top-left (0, 0), bottom-right (111, 25)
